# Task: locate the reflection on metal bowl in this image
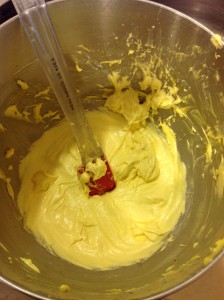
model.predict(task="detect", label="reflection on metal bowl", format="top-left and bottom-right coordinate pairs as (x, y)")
top-left (0, 0), bottom-right (224, 299)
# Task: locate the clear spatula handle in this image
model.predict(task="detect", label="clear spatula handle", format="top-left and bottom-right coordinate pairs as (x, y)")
top-left (12, 0), bottom-right (103, 165)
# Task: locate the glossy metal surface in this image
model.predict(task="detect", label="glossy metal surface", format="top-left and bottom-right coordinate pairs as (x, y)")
top-left (0, 1), bottom-right (224, 299)
top-left (151, 0), bottom-right (224, 34)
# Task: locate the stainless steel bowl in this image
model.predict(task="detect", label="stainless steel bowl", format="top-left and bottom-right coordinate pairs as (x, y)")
top-left (0, 1), bottom-right (224, 299)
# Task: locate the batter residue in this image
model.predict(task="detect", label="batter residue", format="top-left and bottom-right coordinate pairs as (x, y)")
top-left (18, 81), bottom-right (186, 270)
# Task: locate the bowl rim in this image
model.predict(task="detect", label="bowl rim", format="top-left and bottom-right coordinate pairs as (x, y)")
top-left (0, 0), bottom-right (223, 299)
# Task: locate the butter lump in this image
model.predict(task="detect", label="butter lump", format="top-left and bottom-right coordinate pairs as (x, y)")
top-left (211, 34), bottom-right (223, 49)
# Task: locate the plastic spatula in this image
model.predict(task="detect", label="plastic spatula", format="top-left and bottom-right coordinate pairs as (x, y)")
top-left (12, 0), bottom-right (116, 196)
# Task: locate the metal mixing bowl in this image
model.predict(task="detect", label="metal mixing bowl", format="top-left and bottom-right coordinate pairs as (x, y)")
top-left (0, 0), bottom-right (224, 299)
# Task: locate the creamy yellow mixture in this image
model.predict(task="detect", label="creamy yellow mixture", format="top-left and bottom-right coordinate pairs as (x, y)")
top-left (17, 79), bottom-right (186, 270)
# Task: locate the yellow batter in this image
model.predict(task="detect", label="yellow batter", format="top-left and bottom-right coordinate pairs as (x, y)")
top-left (18, 92), bottom-right (186, 270)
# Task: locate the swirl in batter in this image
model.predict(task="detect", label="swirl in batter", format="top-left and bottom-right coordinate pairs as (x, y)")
top-left (18, 102), bottom-right (186, 269)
